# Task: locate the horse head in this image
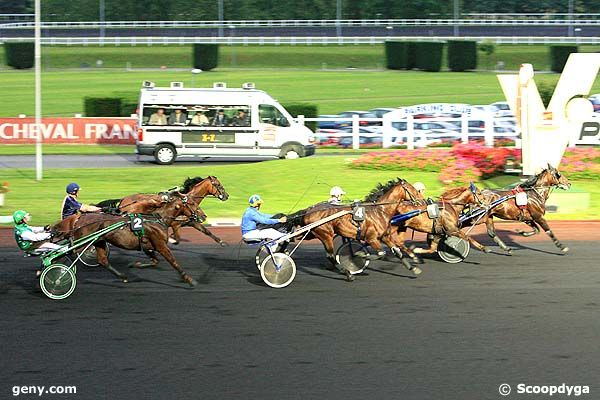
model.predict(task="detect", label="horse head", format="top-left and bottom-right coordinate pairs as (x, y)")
top-left (183, 176), bottom-right (229, 201)
top-left (440, 183), bottom-right (485, 208)
top-left (545, 163), bottom-right (571, 190)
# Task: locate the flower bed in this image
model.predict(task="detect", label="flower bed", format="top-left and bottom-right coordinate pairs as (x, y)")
top-left (351, 143), bottom-right (521, 186)
top-left (560, 147), bottom-right (600, 180)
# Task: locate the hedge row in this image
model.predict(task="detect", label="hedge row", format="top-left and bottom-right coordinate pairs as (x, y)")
top-left (549, 45), bottom-right (578, 73)
top-left (4, 42), bottom-right (34, 69)
top-left (84, 97), bottom-right (319, 130)
top-left (386, 40), bottom-right (478, 72)
top-left (193, 44), bottom-right (219, 71)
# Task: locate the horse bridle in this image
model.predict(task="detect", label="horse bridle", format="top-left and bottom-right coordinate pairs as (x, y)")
top-left (172, 192), bottom-right (206, 223)
top-left (208, 176), bottom-right (228, 200)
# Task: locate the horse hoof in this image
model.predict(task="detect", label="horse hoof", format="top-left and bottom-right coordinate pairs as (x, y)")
top-left (401, 258), bottom-right (413, 271)
top-left (562, 247), bottom-right (569, 253)
top-left (506, 248), bottom-right (513, 255)
top-left (219, 241), bottom-right (227, 247)
top-left (345, 273), bottom-right (355, 282)
top-left (412, 267), bottom-right (422, 275)
top-left (184, 277), bottom-right (197, 287)
top-left (122, 278), bottom-right (128, 284)
top-left (483, 246), bottom-right (492, 254)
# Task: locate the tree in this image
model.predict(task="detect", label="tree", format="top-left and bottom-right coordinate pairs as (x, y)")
top-left (0, 0), bottom-right (32, 14)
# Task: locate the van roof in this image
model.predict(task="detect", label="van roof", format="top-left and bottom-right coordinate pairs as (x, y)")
top-left (141, 87), bottom-right (267, 94)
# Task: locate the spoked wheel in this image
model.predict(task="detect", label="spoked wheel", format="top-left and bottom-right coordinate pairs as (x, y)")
top-left (437, 236), bottom-right (470, 264)
top-left (40, 264), bottom-right (77, 300)
top-left (77, 244), bottom-right (109, 267)
top-left (335, 240), bottom-right (370, 275)
top-left (333, 235), bottom-right (345, 253)
top-left (255, 245), bottom-right (269, 270)
top-left (260, 253), bottom-right (296, 289)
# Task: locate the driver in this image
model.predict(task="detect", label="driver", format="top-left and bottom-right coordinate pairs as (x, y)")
top-left (241, 194), bottom-right (287, 248)
top-left (328, 186), bottom-right (346, 205)
top-left (61, 183), bottom-right (101, 220)
top-left (13, 210), bottom-right (61, 276)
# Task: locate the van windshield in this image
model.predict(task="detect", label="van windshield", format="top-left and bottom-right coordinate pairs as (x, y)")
top-left (141, 105), bottom-right (251, 127)
top-left (259, 104), bottom-right (290, 127)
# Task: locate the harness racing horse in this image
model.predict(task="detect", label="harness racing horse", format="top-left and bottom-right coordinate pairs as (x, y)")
top-left (480, 164), bottom-right (571, 253)
top-left (284, 178), bottom-right (425, 280)
top-left (97, 176), bottom-right (229, 246)
top-left (438, 184), bottom-right (512, 253)
top-left (54, 195), bottom-right (204, 286)
top-left (389, 187), bottom-right (490, 263)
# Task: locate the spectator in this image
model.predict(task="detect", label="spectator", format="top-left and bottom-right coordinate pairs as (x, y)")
top-left (230, 109), bottom-right (250, 127)
top-left (168, 108), bottom-right (187, 125)
top-left (190, 110), bottom-right (209, 126)
top-left (148, 108), bottom-right (167, 125)
top-left (211, 109), bottom-right (228, 127)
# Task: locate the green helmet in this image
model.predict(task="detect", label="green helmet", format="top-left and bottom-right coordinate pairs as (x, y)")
top-left (13, 210), bottom-right (29, 224)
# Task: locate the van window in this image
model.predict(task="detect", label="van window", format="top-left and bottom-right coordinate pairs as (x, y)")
top-left (259, 104), bottom-right (290, 127)
top-left (141, 105), bottom-right (251, 127)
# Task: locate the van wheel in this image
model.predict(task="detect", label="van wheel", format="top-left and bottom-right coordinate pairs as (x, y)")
top-left (154, 144), bottom-right (176, 165)
top-left (281, 145), bottom-right (302, 159)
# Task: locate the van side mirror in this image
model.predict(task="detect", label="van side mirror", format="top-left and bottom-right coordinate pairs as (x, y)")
top-left (279, 117), bottom-right (290, 127)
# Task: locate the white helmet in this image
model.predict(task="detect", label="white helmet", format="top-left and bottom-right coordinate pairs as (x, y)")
top-left (330, 186), bottom-right (346, 197)
top-left (413, 182), bottom-right (426, 192)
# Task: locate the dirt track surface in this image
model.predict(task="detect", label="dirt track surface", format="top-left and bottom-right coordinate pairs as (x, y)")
top-left (1, 222), bottom-right (599, 399)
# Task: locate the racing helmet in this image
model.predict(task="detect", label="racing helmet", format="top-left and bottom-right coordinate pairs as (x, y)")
top-left (329, 186), bottom-right (346, 197)
top-left (249, 194), bottom-right (263, 207)
top-left (413, 182), bottom-right (426, 193)
top-left (66, 182), bottom-right (80, 194)
top-left (13, 210), bottom-right (29, 224)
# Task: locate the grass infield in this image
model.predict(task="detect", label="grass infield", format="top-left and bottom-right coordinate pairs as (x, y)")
top-left (0, 156), bottom-right (597, 225)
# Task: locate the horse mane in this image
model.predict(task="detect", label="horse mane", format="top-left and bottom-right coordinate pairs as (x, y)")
top-left (363, 178), bottom-right (407, 203)
top-left (181, 176), bottom-right (205, 193)
top-left (439, 187), bottom-right (466, 200)
top-left (519, 172), bottom-right (542, 188)
top-left (95, 198), bottom-right (121, 208)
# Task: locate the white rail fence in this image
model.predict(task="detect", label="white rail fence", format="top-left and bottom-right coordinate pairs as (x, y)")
top-left (3, 36), bottom-right (600, 46)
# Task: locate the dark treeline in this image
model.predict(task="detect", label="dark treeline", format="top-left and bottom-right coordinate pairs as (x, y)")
top-left (3, 0), bottom-right (599, 21)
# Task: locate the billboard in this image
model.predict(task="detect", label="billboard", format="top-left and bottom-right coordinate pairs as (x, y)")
top-left (0, 117), bottom-right (137, 144)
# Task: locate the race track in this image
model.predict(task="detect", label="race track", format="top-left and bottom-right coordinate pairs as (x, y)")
top-left (1, 224), bottom-right (599, 400)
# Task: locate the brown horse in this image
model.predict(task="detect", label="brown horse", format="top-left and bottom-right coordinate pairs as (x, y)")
top-left (97, 176), bottom-right (229, 246)
top-left (54, 195), bottom-right (204, 286)
top-left (477, 164), bottom-right (571, 253)
top-left (389, 186), bottom-right (490, 263)
top-left (284, 178), bottom-right (425, 280)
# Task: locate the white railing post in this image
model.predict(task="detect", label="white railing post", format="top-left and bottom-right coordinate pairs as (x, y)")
top-left (461, 113), bottom-right (469, 144)
top-left (407, 115), bottom-right (415, 150)
top-left (297, 114), bottom-right (305, 127)
top-left (352, 114), bottom-right (360, 150)
top-left (484, 113), bottom-right (494, 147)
top-left (382, 117), bottom-right (392, 148)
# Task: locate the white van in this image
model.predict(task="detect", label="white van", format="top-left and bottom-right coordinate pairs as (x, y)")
top-left (136, 82), bottom-right (316, 164)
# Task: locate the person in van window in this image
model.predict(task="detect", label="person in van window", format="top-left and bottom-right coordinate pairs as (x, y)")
top-left (230, 109), bottom-right (250, 127)
top-left (148, 108), bottom-right (167, 125)
top-left (211, 109), bottom-right (228, 127)
top-left (168, 109), bottom-right (187, 125)
top-left (190, 110), bottom-right (209, 126)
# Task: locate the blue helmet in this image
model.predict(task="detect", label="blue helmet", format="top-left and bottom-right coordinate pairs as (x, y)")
top-left (248, 194), bottom-right (263, 207)
top-left (66, 182), bottom-right (80, 194)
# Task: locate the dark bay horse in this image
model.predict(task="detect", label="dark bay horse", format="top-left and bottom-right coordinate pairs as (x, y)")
top-left (54, 195), bottom-right (203, 286)
top-left (97, 176), bottom-right (229, 246)
top-left (390, 186), bottom-right (490, 263)
top-left (284, 178), bottom-right (425, 280)
top-left (479, 164), bottom-right (571, 253)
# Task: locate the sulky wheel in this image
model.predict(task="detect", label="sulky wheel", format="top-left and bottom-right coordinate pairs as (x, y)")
top-left (260, 253), bottom-right (296, 289)
top-left (437, 236), bottom-right (470, 264)
top-left (78, 244), bottom-right (110, 267)
top-left (335, 240), bottom-right (370, 275)
top-left (255, 245), bottom-right (270, 270)
top-left (40, 264), bottom-right (77, 300)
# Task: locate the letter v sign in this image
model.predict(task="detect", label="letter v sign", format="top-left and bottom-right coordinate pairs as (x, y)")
top-left (497, 53), bottom-right (600, 175)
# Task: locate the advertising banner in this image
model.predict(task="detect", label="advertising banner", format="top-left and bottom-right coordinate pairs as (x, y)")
top-left (0, 117), bottom-right (137, 144)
